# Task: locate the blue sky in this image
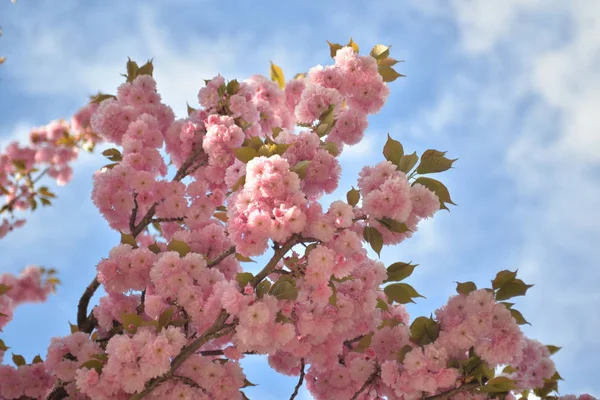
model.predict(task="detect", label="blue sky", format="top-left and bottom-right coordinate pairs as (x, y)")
top-left (1, 0), bottom-right (599, 398)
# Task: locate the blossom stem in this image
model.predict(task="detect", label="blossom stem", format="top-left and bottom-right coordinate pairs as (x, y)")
top-left (289, 358), bottom-right (306, 400)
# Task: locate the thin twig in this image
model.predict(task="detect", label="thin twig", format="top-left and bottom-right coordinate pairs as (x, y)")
top-left (206, 246), bottom-right (236, 268)
top-left (351, 364), bottom-right (380, 400)
top-left (150, 217), bottom-right (184, 224)
top-left (289, 358), bottom-right (306, 400)
top-left (423, 382), bottom-right (479, 400)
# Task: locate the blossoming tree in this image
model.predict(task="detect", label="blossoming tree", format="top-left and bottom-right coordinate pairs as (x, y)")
top-left (0, 39), bottom-right (595, 400)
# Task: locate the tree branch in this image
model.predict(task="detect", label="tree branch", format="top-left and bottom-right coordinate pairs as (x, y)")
top-left (77, 277), bottom-right (100, 333)
top-left (351, 364), bottom-right (380, 400)
top-left (129, 311), bottom-right (233, 399)
top-left (150, 217), bottom-right (184, 224)
top-left (289, 358), bottom-right (306, 400)
top-left (249, 235), bottom-right (303, 288)
top-left (423, 382), bottom-right (480, 400)
top-left (76, 146), bottom-right (208, 334)
top-left (206, 246), bottom-right (236, 268)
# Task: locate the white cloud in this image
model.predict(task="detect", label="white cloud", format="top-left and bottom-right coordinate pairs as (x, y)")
top-left (401, 0), bottom-right (600, 394)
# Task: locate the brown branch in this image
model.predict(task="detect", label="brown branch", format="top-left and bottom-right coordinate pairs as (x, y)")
top-left (249, 235), bottom-right (303, 288)
top-left (150, 217), bottom-right (184, 224)
top-left (129, 193), bottom-right (139, 233)
top-left (351, 364), bottom-right (380, 400)
top-left (77, 277), bottom-right (100, 333)
top-left (206, 246), bottom-right (236, 268)
top-left (173, 145), bottom-right (206, 182)
top-left (344, 335), bottom-right (365, 349)
top-left (131, 236), bottom-right (301, 398)
top-left (423, 382), bottom-right (479, 400)
top-left (46, 386), bottom-right (68, 400)
top-left (74, 147), bottom-right (207, 336)
top-left (129, 311), bottom-right (233, 399)
top-left (289, 358), bottom-right (306, 400)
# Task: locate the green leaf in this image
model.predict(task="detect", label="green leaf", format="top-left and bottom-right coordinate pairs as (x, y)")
top-left (377, 217), bottom-right (411, 233)
top-left (235, 272), bottom-right (254, 287)
top-left (397, 152), bottom-right (419, 174)
top-left (510, 308), bottom-right (530, 325)
top-left (125, 58), bottom-right (139, 83)
top-left (415, 149), bottom-right (457, 175)
top-left (233, 147), bottom-right (259, 163)
top-left (69, 322), bottom-right (79, 333)
top-left (363, 226), bottom-right (383, 257)
top-left (271, 143), bottom-right (291, 156)
top-left (102, 148), bottom-right (122, 162)
top-left (90, 93), bottom-right (117, 104)
top-left (32, 355), bottom-right (43, 364)
top-left (235, 253), bottom-right (255, 263)
top-left (269, 279), bottom-right (298, 300)
top-left (395, 344), bottom-right (413, 362)
top-left (121, 313), bottom-right (144, 334)
top-left (213, 212), bottom-right (228, 222)
top-left (11, 160), bottom-right (26, 170)
top-left (158, 308), bottom-right (174, 329)
top-left (187, 103), bottom-right (197, 116)
top-left (385, 262), bottom-right (418, 283)
top-left (410, 316), bottom-right (439, 345)
top-left (12, 353), bottom-right (26, 367)
top-left (492, 270), bottom-right (518, 290)
top-left (347, 38), bottom-right (359, 53)
top-left (80, 359), bottom-right (104, 374)
top-left (495, 279), bottom-right (534, 301)
top-left (481, 376), bottom-right (515, 393)
top-left (546, 345), bottom-right (561, 355)
top-left (92, 353), bottom-right (109, 362)
top-left (472, 362), bottom-right (496, 385)
top-left (326, 41), bottom-right (344, 58)
top-left (352, 334), bottom-right (373, 353)
top-left (370, 44), bottom-right (390, 60)
top-left (376, 298), bottom-right (389, 311)
top-left (39, 186), bottom-right (56, 198)
top-left (120, 232), bottom-right (137, 247)
top-left (227, 79), bottom-right (240, 95)
top-left (167, 239), bottom-right (191, 257)
top-left (384, 283), bottom-right (424, 304)
top-left (101, 162), bottom-right (119, 170)
top-left (412, 177), bottom-right (456, 211)
top-left (346, 187), bottom-right (360, 207)
top-left (148, 243), bottom-right (162, 254)
top-left (328, 281), bottom-right (337, 306)
top-left (0, 284), bottom-right (12, 296)
top-left (383, 134), bottom-right (404, 165)
top-left (378, 65), bottom-right (405, 82)
top-left (322, 141), bottom-right (339, 156)
top-left (271, 127), bottom-right (283, 138)
top-left (291, 160), bottom-right (311, 179)
top-left (256, 280), bottom-right (271, 299)
top-left (242, 378), bottom-right (257, 388)
top-left (40, 197), bottom-right (52, 206)
top-left (0, 339), bottom-right (8, 351)
top-left (270, 61), bottom-right (285, 89)
top-left (232, 175), bottom-right (246, 191)
top-left (456, 281), bottom-right (477, 295)
top-left (502, 365), bottom-right (516, 374)
top-left (137, 59), bottom-right (154, 77)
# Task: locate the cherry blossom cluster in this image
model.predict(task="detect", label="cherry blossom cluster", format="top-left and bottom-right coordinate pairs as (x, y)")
top-left (0, 42), bottom-right (596, 400)
top-left (0, 266), bottom-right (58, 331)
top-left (0, 103), bottom-right (101, 239)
